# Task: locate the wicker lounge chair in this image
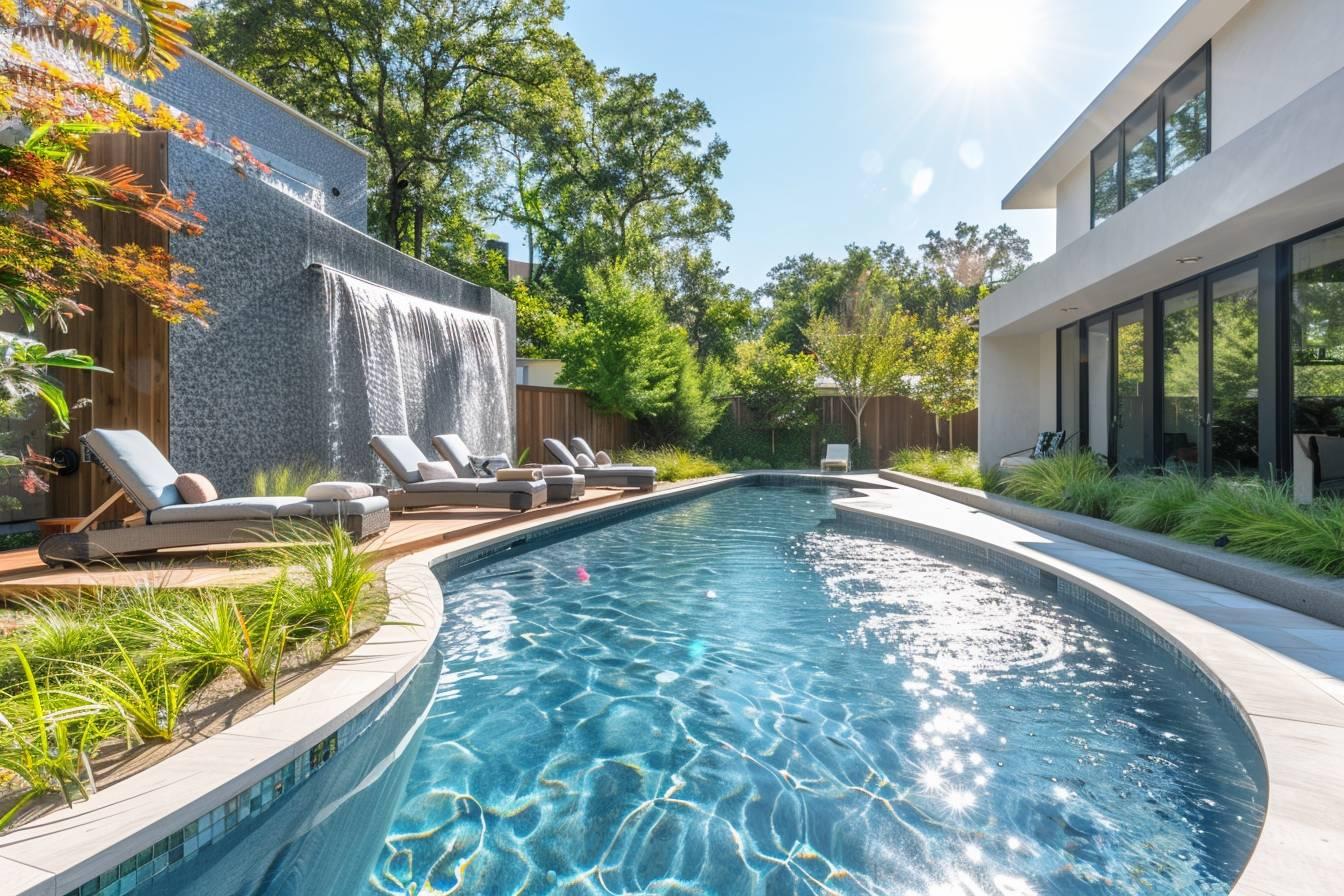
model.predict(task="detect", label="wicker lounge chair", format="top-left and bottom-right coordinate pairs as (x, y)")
top-left (569, 437), bottom-right (638, 468)
top-left (371, 435), bottom-right (546, 511)
top-left (820, 444), bottom-right (850, 472)
top-left (432, 434), bottom-right (585, 502)
top-left (544, 438), bottom-right (656, 491)
top-left (38, 429), bottom-right (389, 567)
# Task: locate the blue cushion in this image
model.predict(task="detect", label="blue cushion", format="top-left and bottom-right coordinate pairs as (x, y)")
top-left (83, 429), bottom-right (182, 512)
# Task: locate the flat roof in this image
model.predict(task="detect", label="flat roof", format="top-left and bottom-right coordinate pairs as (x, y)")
top-left (1002, 0), bottom-right (1250, 210)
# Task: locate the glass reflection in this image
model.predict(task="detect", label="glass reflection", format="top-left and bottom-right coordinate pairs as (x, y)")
top-left (1092, 132), bottom-right (1120, 226)
top-left (1210, 269), bottom-right (1259, 475)
top-left (1162, 288), bottom-right (1201, 471)
top-left (1115, 307), bottom-right (1147, 472)
top-left (1291, 226), bottom-right (1344, 493)
top-left (1086, 318), bottom-right (1111, 456)
top-left (1164, 52), bottom-right (1210, 179)
top-left (1124, 96), bottom-right (1160, 206)
top-left (1059, 326), bottom-right (1079, 438)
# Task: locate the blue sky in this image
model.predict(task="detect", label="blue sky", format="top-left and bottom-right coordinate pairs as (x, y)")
top-left (496, 0), bottom-right (1186, 290)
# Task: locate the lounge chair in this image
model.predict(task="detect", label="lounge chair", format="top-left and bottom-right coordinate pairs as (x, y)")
top-left (544, 439), bottom-right (656, 491)
top-left (432, 434), bottom-right (585, 502)
top-left (38, 429), bottom-right (389, 566)
top-left (999, 431), bottom-right (1074, 470)
top-left (569, 437), bottom-right (636, 468)
top-left (370, 435), bottom-right (546, 511)
top-left (820, 443), bottom-right (850, 472)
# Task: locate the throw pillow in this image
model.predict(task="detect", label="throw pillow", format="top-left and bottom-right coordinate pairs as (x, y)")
top-left (174, 473), bottom-right (217, 504)
top-left (417, 461), bottom-right (458, 481)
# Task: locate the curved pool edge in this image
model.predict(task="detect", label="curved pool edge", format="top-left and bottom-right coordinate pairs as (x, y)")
top-left (0, 472), bottom-right (876, 896)
top-left (834, 485), bottom-right (1344, 896)
top-left (8, 470), bottom-right (1329, 896)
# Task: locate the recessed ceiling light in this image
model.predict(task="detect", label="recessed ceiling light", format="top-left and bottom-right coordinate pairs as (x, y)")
top-left (1177, 255), bottom-right (1202, 264)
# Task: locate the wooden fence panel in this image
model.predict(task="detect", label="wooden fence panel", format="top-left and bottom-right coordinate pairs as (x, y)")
top-left (46, 132), bottom-right (171, 519)
top-left (515, 386), bottom-right (633, 465)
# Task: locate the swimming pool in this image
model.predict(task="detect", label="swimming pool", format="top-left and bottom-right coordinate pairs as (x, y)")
top-left (359, 483), bottom-right (1264, 895)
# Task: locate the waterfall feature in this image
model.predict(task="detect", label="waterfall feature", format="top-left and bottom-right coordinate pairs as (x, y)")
top-left (321, 268), bottom-right (511, 480)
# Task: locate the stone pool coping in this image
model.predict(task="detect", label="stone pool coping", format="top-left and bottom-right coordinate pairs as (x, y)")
top-left (835, 483), bottom-right (1344, 896)
top-left (7, 469), bottom-right (1334, 895)
top-left (0, 472), bottom-right (884, 896)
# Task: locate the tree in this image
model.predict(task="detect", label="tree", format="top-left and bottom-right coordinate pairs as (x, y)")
top-left (919, 222), bottom-right (1032, 290)
top-left (913, 313), bottom-right (979, 447)
top-left (803, 305), bottom-right (916, 449)
top-left (649, 246), bottom-right (753, 362)
top-left (191, 0), bottom-right (585, 252)
top-left (3, 0), bottom-right (215, 494)
top-left (733, 341), bottom-right (818, 456)
top-left (555, 265), bottom-right (681, 419)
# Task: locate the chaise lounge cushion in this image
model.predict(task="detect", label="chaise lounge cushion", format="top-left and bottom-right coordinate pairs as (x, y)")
top-left (84, 429), bottom-right (182, 512)
top-left (370, 435), bottom-right (428, 484)
top-left (403, 479), bottom-right (481, 494)
top-left (431, 434), bottom-right (480, 478)
top-left (149, 496), bottom-right (312, 524)
top-left (477, 479), bottom-right (547, 497)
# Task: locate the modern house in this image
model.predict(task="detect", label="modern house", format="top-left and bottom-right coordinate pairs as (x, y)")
top-left (979, 0), bottom-right (1344, 499)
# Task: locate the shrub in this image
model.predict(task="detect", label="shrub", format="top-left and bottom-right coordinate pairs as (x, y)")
top-left (1109, 472), bottom-right (1203, 533)
top-left (1000, 453), bottom-right (1120, 518)
top-left (251, 462), bottom-right (341, 497)
top-left (620, 447), bottom-right (726, 482)
top-left (889, 448), bottom-right (993, 490)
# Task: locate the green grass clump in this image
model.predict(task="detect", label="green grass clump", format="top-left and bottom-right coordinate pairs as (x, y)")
top-left (0, 526), bottom-right (386, 829)
top-left (1000, 452), bottom-right (1121, 517)
top-left (1109, 470), bottom-right (1203, 533)
top-left (620, 447), bottom-right (726, 482)
top-left (889, 448), bottom-right (1001, 491)
top-left (251, 462), bottom-right (342, 497)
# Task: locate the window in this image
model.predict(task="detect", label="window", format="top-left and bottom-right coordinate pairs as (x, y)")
top-left (1058, 325), bottom-right (1080, 439)
top-left (1164, 51), bottom-right (1210, 179)
top-left (1090, 44), bottom-right (1210, 227)
top-left (1124, 96), bottom-right (1160, 206)
top-left (1290, 225), bottom-right (1344, 487)
top-left (1092, 131), bottom-right (1120, 227)
top-left (1161, 286), bottom-right (1201, 471)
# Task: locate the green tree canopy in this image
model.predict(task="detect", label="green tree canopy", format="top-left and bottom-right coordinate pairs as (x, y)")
top-left (732, 341), bottom-right (818, 455)
top-left (913, 312), bottom-right (979, 445)
top-left (804, 304), bottom-right (917, 448)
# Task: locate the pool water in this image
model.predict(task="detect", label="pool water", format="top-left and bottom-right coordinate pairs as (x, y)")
top-left (364, 484), bottom-right (1264, 895)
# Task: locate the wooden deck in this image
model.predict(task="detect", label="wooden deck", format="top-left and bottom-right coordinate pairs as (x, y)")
top-left (0, 487), bottom-right (630, 596)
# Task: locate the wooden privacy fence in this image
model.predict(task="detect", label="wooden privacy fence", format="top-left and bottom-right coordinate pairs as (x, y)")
top-left (517, 386), bottom-right (977, 467)
top-left (516, 386), bottom-right (634, 464)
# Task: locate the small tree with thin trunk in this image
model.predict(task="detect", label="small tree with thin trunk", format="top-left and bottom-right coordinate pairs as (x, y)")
top-left (913, 312), bottom-right (979, 448)
top-left (803, 305), bottom-right (915, 449)
top-left (732, 340), bottom-right (818, 457)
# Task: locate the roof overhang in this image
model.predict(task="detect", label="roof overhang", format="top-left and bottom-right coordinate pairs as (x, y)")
top-left (1002, 0), bottom-right (1252, 210)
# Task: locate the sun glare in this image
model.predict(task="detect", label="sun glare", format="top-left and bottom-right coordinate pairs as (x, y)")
top-left (920, 0), bottom-right (1042, 87)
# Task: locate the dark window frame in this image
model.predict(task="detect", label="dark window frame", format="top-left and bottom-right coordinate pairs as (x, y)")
top-left (1090, 42), bottom-right (1211, 229)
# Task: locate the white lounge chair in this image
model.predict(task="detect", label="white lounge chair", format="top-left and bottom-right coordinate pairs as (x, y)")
top-left (370, 435), bottom-right (546, 511)
top-left (432, 433), bottom-right (585, 502)
top-left (569, 437), bottom-right (636, 468)
top-left (38, 429), bottom-right (389, 566)
top-left (544, 439), bottom-right (656, 491)
top-left (820, 443), bottom-right (850, 472)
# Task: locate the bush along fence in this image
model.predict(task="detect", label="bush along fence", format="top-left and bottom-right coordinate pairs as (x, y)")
top-left (517, 385), bottom-right (976, 470)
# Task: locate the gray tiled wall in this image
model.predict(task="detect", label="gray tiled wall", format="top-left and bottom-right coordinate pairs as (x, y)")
top-left (167, 143), bottom-right (516, 495)
top-left (138, 52), bottom-right (368, 230)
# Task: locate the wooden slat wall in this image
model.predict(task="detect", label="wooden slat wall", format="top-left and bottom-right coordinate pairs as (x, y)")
top-left (46, 132), bottom-right (171, 519)
top-left (729, 395), bottom-right (978, 465)
top-left (516, 385), bottom-right (633, 465)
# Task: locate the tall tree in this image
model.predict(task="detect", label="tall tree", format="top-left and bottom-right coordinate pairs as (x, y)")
top-left (919, 222), bottom-right (1032, 290)
top-left (191, 0), bottom-right (585, 252)
top-left (648, 246), bottom-right (753, 362)
top-left (803, 304), bottom-right (917, 449)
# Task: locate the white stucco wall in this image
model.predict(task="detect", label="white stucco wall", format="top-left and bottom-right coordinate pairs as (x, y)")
top-left (979, 333), bottom-right (1052, 470)
top-left (1056, 159), bottom-right (1092, 250)
top-left (1211, 0), bottom-right (1344, 149)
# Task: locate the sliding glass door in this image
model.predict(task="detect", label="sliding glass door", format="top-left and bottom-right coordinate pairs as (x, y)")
top-left (1114, 305), bottom-right (1148, 472)
top-left (1159, 262), bottom-right (1261, 477)
top-left (1209, 267), bottom-right (1260, 475)
top-left (1085, 317), bottom-right (1111, 456)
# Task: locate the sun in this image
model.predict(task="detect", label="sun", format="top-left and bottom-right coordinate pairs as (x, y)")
top-left (919, 0), bottom-right (1042, 87)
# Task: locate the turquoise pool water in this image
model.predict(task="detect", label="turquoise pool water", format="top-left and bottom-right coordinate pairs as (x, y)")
top-left (361, 484), bottom-right (1264, 895)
